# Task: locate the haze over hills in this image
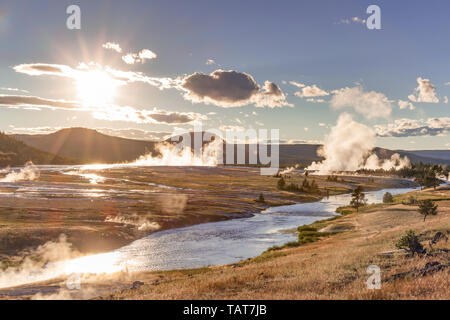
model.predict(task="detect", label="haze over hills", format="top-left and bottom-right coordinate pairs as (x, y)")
top-left (9, 128), bottom-right (450, 166)
top-left (0, 132), bottom-right (73, 166)
top-left (398, 150), bottom-right (450, 161)
top-left (12, 128), bottom-right (158, 164)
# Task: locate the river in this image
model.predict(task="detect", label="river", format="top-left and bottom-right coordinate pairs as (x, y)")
top-left (0, 185), bottom-right (417, 289)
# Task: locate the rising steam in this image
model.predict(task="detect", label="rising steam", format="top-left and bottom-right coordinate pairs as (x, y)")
top-left (105, 215), bottom-right (161, 232)
top-left (0, 234), bottom-right (80, 289)
top-left (0, 161), bottom-right (40, 182)
top-left (307, 113), bottom-right (410, 173)
top-left (133, 138), bottom-right (222, 166)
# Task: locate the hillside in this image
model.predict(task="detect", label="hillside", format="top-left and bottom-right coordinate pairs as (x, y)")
top-left (12, 128), bottom-right (158, 163)
top-left (11, 128), bottom-right (450, 166)
top-left (375, 148), bottom-right (450, 166)
top-left (400, 150), bottom-right (450, 162)
top-left (0, 132), bottom-right (74, 166)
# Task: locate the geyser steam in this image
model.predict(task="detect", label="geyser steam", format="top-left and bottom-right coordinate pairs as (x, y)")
top-left (0, 161), bottom-right (40, 182)
top-left (307, 113), bottom-right (410, 173)
top-left (133, 138), bottom-right (222, 166)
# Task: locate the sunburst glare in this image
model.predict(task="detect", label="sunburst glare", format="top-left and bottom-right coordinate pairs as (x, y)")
top-left (76, 70), bottom-right (118, 107)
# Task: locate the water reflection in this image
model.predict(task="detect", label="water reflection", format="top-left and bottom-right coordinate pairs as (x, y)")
top-left (0, 186), bottom-right (416, 289)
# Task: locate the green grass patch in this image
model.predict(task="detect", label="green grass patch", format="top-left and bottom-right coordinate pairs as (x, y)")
top-left (239, 250), bottom-right (289, 265)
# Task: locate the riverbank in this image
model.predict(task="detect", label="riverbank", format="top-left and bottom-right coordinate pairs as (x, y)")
top-left (97, 185), bottom-right (448, 300)
top-left (0, 177), bottom-right (433, 299)
top-left (0, 166), bottom-right (413, 271)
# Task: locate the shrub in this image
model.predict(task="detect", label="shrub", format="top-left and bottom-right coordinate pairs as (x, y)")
top-left (395, 230), bottom-right (425, 255)
top-left (256, 193), bottom-right (265, 203)
top-left (383, 192), bottom-right (394, 203)
top-left (277, 177), bottom-right (286, 189)
top-left (418, 199), bottom-right (438, 222)
top-left (350, 186), bottom-right (366, 212)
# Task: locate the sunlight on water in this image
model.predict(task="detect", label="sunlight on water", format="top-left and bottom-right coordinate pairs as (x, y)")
top-left (63, 251), bottom-right (124, 275)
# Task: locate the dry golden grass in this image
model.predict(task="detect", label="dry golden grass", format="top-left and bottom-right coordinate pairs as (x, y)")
top-left (103, 186), bottom-right (449, 300)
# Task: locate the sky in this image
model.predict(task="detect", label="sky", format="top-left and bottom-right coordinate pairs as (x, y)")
top-left (0, 0), bottom-right (449, 150)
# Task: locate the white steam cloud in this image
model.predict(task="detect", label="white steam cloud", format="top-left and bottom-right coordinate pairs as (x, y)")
top-left (307, 113), bottom-right (410, 173)
top-left (105, 215), bottom-right (161, 232)
top-left (133, 139), bottom-right (222, 166)
top-left (0, 234), bottom-right (80, 289)
top-left (0, 162), bottom-right (40, 182)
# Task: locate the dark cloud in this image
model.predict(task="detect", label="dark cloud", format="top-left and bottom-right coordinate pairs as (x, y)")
top-left (182, 70), bottom-right (259, 104)
top-left (0, 95), bottom-right (80, 109)
top-left (13, 63), bottom-right (74, 77)
top-left (181, 69), bottom-right (291, 108)
top-left (148, 112), bottom-right (195, 124)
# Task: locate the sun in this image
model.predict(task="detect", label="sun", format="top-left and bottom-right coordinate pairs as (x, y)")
top-left (76, 70), bottom-right (118, 107)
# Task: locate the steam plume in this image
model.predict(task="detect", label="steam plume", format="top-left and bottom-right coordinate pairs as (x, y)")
top-left (133, 139), bottom-right (222, 166)
top-left (307, 113), bottom-right (410, 173)
top-left (0, 161), bottom-right (40, 182)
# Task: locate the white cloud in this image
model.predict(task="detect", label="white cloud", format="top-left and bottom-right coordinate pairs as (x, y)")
top-left (330, 86), bottom-right (392, 119)
top-left (206, 59), bottom-right (216, 65)
top-left (14, 63), bottom-right (289, 108)
top-left (408, 77), bottom-right (439, 103)
top-left (306, 98), bottom-right (325, 103)
top-left (102, 42), bottom-right (122, 53)
top-left (294, 84), bottom-right (329, 98)
top-left (92, 105), bottom-right (207, 125)
top-left (0, 87), bottom-right (29, 93)
top-left (122, 49), bottom-right (157, 64)
top-left (398, 100), bottom-right (415, 110)
top-left (375, 117), bottom-right (450, 137)
top-left (289, 81), bottom-right (305, 88)
top-left (0, 93), bottom-right (205, 125)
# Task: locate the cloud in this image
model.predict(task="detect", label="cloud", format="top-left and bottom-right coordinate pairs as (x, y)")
top-left (294, 84), bottom-right (329, 98)
top-left (398, 99), bottom-right (415, 110)
top-left (6, 126), bottom-right (63, 135)
top-left (206, 59), bottom-right (216, 65)
top-left (14, 62), bottom-right (177, 90)
top-left (408, 77), bottom-right (439, 103)
top-left (14, 63), bottom-right (288, 108)
top-left (102, 42), bottom-right (122, 53)
top-left (444, 96), bottom-right (448, 104)
top-left (330, 86), bottom-right (392, 119)
top-left (13, 63), bottom-right (77, 78)
top-left (0, 94), bottom-right (81, 110)
top-left (375, 117), bottom-right (450, 137)
top-left (306, 98), bottom-right (326, 103)
top-left (0, 87), bottom-right (29, 93)
top-left (219, 125), bottom-right (246, 131)
top-left (122, 49), bottom-right (157, 64)
top-left (181, 69), bottom-right (291, 108)
top-left (92, 105), bottom-right (207, 125)
top-left (289, 81), bottom-right (305, 88)
top-left (0, 94), bottom-right (205, 125)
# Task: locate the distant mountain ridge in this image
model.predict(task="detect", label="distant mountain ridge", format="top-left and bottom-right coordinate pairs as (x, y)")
top-left (0, 132), bottom-right (73, 166)
top-left (10, 128), bottom-right (450, 166)
top-left (12, 128), bottom-right (158, 164)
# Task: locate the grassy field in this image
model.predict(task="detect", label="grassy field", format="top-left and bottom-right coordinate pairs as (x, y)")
top-left (94, 185), bottom-right (449, 300)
